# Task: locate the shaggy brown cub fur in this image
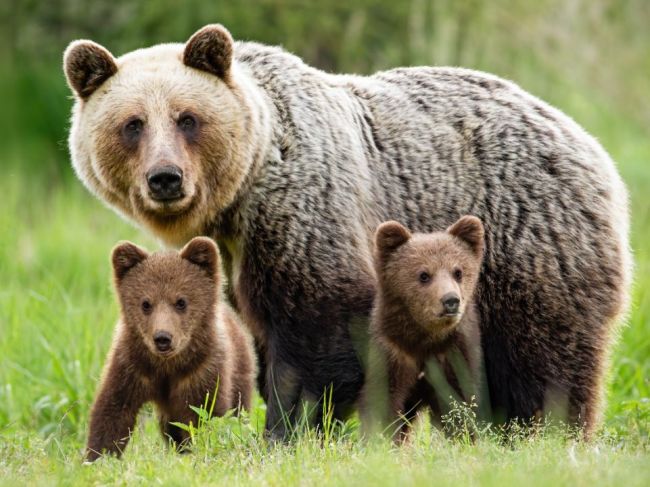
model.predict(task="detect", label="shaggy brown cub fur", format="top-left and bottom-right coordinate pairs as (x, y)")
top-left (364, 216), bottom-right (484, 441)
top-left (86, 237), bottom-right (255, 461)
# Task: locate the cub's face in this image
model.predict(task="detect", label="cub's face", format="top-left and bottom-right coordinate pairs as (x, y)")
top-left (112, 237), bottom-right (219, 358)
top-left (63, 25), bottom-right (258, 246)
top-left (375, 216), bottom-right (484, 338)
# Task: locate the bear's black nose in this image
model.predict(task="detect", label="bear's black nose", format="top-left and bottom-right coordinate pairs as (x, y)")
top-left (153, 331), bottom-right (173, 352)
top-left (441, 293), bottom-right (460, 315)
top-left (147, 165), bottom-right (183, 201)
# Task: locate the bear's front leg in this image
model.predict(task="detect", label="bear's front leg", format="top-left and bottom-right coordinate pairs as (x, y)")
top-left (263, 349), bottom-right (303, 441)
top-left (387, 359), bottom-right (420, 443)
top-left (85, 362), bottom-right (144, 462)
top-left (157, 382), bottom-right (227, 452)
top-left (158, 409), bottom-right (195, 452)
top-left (237, 239), bottom-right (374, 441)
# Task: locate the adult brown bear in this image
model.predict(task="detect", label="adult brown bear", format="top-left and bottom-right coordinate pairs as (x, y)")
top-left (64, 24), bottom-right (631, 439)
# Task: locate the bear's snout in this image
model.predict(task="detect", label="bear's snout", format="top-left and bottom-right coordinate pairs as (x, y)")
top-left (153, 330), bottom-right (173, 353)
top-left (147, 165), bottom-right (183, 201)
top-left (441, 293), bottom-right (460, 316)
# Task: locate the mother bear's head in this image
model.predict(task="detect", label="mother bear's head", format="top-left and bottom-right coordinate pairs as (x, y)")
top-left (63, 25), bottom-right (269, 246)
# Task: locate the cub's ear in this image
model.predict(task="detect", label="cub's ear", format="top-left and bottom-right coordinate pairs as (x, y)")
top-left (180, 237), bottom-right (219, 277)
top-left (63, 40), bottom-right (117, 99)
top-left (375, 221), bottom-right (412, 260)
top-left (183, 24), bottom-right (234, 80)
top-left (447, 215), bottom-right (485, 257)
top-left (112, 241), bottom-right (148, 281)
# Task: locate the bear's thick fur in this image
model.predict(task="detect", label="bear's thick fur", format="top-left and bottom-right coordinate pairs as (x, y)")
top-left (363, 216), bottom-right (484, 441)
top-left (65, 24), bottom-right (631, 439)
top-left (85, 237), bottom-right (255, 461)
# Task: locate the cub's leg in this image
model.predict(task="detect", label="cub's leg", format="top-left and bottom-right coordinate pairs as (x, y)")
top-left (86, 362), bottom-right (144, 461)
top-left (387, 359), bottom-right (420, 443)
top-left (158, 408), bottom-right (195, 452)
top-left (157, 384), bottom-right (223, 452)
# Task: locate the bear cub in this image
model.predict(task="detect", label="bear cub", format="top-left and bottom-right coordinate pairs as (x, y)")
top-left (86, 237), bottom-right (255, 461)
top-left (363, 215), bottom-right (485, 441)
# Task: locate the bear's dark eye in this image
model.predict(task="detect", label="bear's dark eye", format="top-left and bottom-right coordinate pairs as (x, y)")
top-left (142, 300), bottom-right (152, 314)
top-left (175, 298), bottom-right (187, 312)
top-left (177, 113), bottom-right (197, 133)
top-left (122, 117), bottom-right (144, 142)
top-left (453, 268), bottom-right (463, 282)
top-left (418, 271), bottom-right (431, 283)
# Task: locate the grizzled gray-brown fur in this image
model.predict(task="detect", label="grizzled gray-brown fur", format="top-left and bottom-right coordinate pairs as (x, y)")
top-left (64, 24), bottom-right (630, 439)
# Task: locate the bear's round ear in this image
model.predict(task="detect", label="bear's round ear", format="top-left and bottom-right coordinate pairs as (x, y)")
top-left (63, 40), bottom-right (118, 99)
top-left (112, 241), bottom-right (148, 281)
top-left (447, 215), bottom-right (485, 257)
top-left (180, 237), bottom-right (220, 278)
top-left (183, 24), bottom-right (234, 80)
top-left (375, 221), bottom-right (412, 260)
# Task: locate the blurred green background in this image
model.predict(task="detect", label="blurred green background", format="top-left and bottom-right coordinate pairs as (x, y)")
top-left (1, 0), bottom-right (649, 175)
top-left (0, 1), bottom-right (649, 482)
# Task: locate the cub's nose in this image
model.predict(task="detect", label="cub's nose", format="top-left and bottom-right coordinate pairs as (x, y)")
top-left (146, 165), bottom-right (183, 201)
top-left (153, 330), bottom-right (173, 352)
top-left (441, 293), bottom-right (460, 315)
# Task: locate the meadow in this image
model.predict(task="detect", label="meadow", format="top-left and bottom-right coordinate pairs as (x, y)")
top-left (1, 92), bottom-right (649, 487)
top-left (1, 1), bottom-right (649, 485)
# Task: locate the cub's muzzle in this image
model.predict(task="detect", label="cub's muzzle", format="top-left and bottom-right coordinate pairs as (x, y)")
top-left (441, 293), bottom-right (460, 315)
top-left (153, 330), bottom-right (173, 353)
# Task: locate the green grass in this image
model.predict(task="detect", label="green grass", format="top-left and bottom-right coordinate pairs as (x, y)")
top-left (1, 111), bottom-right (649, 485)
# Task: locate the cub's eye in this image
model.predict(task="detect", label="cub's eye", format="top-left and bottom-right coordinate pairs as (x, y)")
top-left (453, 268), bottom-right (463, 282)
top-left (418, 271), bottom-right (431, 283)
top-left (177, 114), bottom-right (197, 133)
top-left (175, 298), bottom-right (187, 311)
top-left (141, 300), bottom-right (152, 314)
top-left (122, 118), bottom-right (144, 140)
